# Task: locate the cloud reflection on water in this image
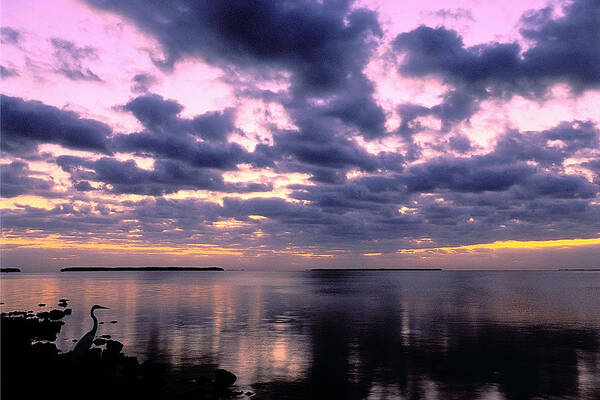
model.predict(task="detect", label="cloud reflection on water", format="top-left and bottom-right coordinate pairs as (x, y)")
top-left (1, 270), bottom-right (599, 399)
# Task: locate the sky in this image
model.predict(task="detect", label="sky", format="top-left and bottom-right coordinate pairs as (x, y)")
top-left (1, 0), bottom-right (599, 270)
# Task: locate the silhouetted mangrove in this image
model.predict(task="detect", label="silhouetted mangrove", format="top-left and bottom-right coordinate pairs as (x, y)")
top-left (1, 267), bottom-right (21, 272)
top-left (310, 268), bottom-right (442, 271)
top-left (1, 305), bottom-right (241, 399)
top-left (558, 268), bottom-right (600, 271)
top-left (60, 266), bottom-right (224, 272)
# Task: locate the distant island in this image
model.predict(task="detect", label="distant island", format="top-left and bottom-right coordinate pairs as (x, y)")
top-left (60, 266), bottom-right (224, 272)
top-left (558, 268), bottom-right (600, 272)
top-left (1, 268), bottom-right (21, 273)
top-left (310, 268), bottom-right (442, 271)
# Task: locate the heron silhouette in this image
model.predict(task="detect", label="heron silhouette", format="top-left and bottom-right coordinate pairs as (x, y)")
top-left (71, 304), bottom-right (109, 362)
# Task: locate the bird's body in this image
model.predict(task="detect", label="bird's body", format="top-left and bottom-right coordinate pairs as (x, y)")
top-left (71, 305), bottom-right (109, 362)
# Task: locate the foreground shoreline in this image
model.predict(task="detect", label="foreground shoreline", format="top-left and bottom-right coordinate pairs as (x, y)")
top-left (1, 303), bottom-right (246, 399)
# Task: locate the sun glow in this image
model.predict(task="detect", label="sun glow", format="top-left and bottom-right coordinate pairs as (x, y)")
top-left (398, 237), bottom-right (600, 254)
top-left (0, 235), bottom-right (243, 256)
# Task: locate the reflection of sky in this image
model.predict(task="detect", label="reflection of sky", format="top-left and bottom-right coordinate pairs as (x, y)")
top-left (2, 271), bottom-right (600, 397)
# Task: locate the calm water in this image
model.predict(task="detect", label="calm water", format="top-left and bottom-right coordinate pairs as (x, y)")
top-left (2, 270), bottom-right (600, 399)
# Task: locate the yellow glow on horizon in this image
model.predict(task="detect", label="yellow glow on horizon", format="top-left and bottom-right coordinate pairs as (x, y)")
top-left (213, 219), bottom-right (248, 228)
top-left (1, 235), bottom-right (344, 259)
top-left (0, 235), bottom-right (243, 256)
top-left (296, 253), bottom-right (335, 258)
top-left (248, 215), bottom-right (267, 220)
top-left (0, 195), bottom-right (57, 210)
top-left (398, 237), bottom-right (600, 254)
top-left (363, 252), bottom-right (382, 256)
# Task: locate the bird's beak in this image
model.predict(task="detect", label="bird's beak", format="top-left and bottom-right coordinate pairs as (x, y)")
top-left (98, 306), bottom-right (110, 309)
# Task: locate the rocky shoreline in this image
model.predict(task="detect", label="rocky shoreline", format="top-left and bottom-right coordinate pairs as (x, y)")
top-left (1, 302), bottom-right (248, 399)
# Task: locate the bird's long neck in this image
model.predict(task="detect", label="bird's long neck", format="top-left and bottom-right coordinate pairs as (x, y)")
top-left (90, 308), bottom-right (98, 336)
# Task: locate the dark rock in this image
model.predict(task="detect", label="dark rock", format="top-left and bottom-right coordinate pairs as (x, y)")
top-left (93, 338), bottom-right (107, 346)
top-left (59, 299), bottom-right (69, 302)
top-left (38, 303), bottom-right (46, 307)
top-left (31, 341), bottom-right (59, 357)
top-left (9, 311), bottom-right (28, 317)
top-left (72, 339), bottom-right (78, 342)
top-left (102, 340), bottom-right (125, 364)
top-left (99, 321), bottom-right (104, 324)
top-left (2, 312), bottom-right (64, 344)
top-left (36, 312), bottom-right (50, 319)
top-left (105, 340), bottom-right (124, 354)
top-left (100, 334), bottom-right (111, 339)
top-left (110, 320), bottom-right (118, 324)
top-left (215, 368), bottom-right (237, 389)
top-left (88, 347), bottom-right (102, 360)
top-left (49, 309), bottom-right (66, 320)
top-left (246, 392), bottom-right (254, 396)
top-left (64, 308), bottom-right (72, 315)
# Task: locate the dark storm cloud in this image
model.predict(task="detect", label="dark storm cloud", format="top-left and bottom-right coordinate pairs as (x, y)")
top-left (398, 121), bottom-right (599, 197)
top-left (521, 173), bottom-right (597, 199)
top-left (318, 75), bottom-right (388, 139)
top-left (0, 161), bottom-right (55, 198)
top-left (0, 27), bottom-right (22, 45)
top-left (222, 197), bottom-right (312, 220)
top-left (131, 73), bottom-right (158, 93)
top-left (583, 159), bottom-right (600, 183)
top-left (519, 0), bottom-right (600, 92)
top-left (55, 155), bottom-right (271, 195)
top-left (393, 0), bottom-right (600, 93)
top-left (114, 93), bottom-right (391, 176)
top-left (119, 92), bottom-right (236, 140)
top-left (271, 117), bottom-right (404, 176)
top-left (112, 132), bottom-right (249, 170)
top-left (1, 203), bottom-right (125, 235)
top-left (50, 38), bottom-right (103, 81)
top-left (392, 0), bottom-right (600, 130)
top-left (121, 93), bottom-right (183, 129)
top-left (396, 89), bottom-right (481, 137)
top-left (0, 94), bottom-right (112, 156)
top-left (280, 163), bottom-right (350, 185)
top-left (189, 108), bottom-right (237, 143)
top-left (289, 174), bottom-right (409, 213)
top-left (274, 117), bottom-right (597, 210)
top-left (396, 103), bottom-right (431, 138)
top-left (448, 134), bottom-right (472, 153)
top-left (273, 127), bottom-right (378, 171)
top-left (108, 93), bottom-right (253, 169)
top-left (494, 121), bottom-right (599, 166)
top-left (74, 181), bottom-right (94, 192)
top-left (261, 119), bottom-right (600, 247)
top-left (402, 157), bottom-right (534, 193)
top-left (83, 0), bottom-right (381, 91)
top-left (83, 0), bottom-right (388, 139)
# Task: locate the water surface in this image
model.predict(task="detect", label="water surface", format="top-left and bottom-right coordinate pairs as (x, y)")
top-left (2, 270), bottom-right (599, 399)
